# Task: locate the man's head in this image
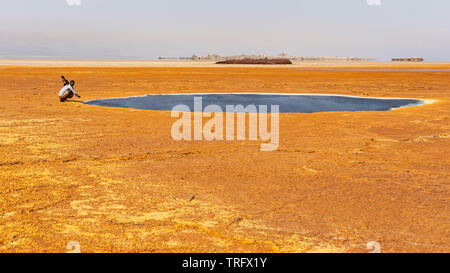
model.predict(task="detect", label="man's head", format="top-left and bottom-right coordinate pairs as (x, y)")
top-left (70, 80), bottom-right (75, 87)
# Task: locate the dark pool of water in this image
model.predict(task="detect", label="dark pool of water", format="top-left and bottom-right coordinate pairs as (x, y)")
top-left (83, 93), bottom-right (426, 113)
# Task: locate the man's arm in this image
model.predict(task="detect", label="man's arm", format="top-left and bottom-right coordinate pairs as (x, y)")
top-left (68, 86), bottom-right (81, 98)
top-left (61, 76), bottom-right (69, 86)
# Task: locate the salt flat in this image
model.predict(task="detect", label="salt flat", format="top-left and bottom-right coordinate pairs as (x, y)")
top-left (0, 62), bottom-right (448, 252)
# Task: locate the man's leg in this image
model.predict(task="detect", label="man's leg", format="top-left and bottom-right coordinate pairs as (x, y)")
top-left (59, 90), bottom-right (73, 102)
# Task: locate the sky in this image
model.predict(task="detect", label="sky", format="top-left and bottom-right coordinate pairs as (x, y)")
top-left (0, 0), bottom-right (449, 61)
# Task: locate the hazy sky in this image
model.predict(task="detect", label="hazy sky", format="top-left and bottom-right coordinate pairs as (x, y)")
top-left (1, 0), bottom-right (449, 60)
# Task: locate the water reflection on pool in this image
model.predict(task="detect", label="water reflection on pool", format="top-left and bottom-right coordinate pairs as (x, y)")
top-left (84, 93), bottom-right (427, 113)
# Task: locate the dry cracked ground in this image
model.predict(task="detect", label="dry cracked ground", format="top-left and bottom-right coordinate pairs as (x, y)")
top-left (0, 64), bottom-right (448, 252)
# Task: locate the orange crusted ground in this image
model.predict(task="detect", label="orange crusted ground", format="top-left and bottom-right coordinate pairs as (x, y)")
top-left (0, 64), bottom-right (448, 253)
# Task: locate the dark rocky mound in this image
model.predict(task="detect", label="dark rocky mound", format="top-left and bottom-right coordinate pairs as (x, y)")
top-left (216, 59), bottom-right (292, 65)
top-left (392, 57), bottom-right (424, 62)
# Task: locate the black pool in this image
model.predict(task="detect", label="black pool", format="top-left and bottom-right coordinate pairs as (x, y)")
top-left (83, 93), bottom-right (426, 113)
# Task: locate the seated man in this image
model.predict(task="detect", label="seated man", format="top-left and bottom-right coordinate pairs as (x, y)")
top-left (59, 76), bottom-right (81, 102)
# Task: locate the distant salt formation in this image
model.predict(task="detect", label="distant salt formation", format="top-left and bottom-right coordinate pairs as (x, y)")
top-left (173, 53), bottom-right (372, 62)
top-left (216, 59), bottom-right (292, 65)
top-left (392, 57), bottom-right (424, 62)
